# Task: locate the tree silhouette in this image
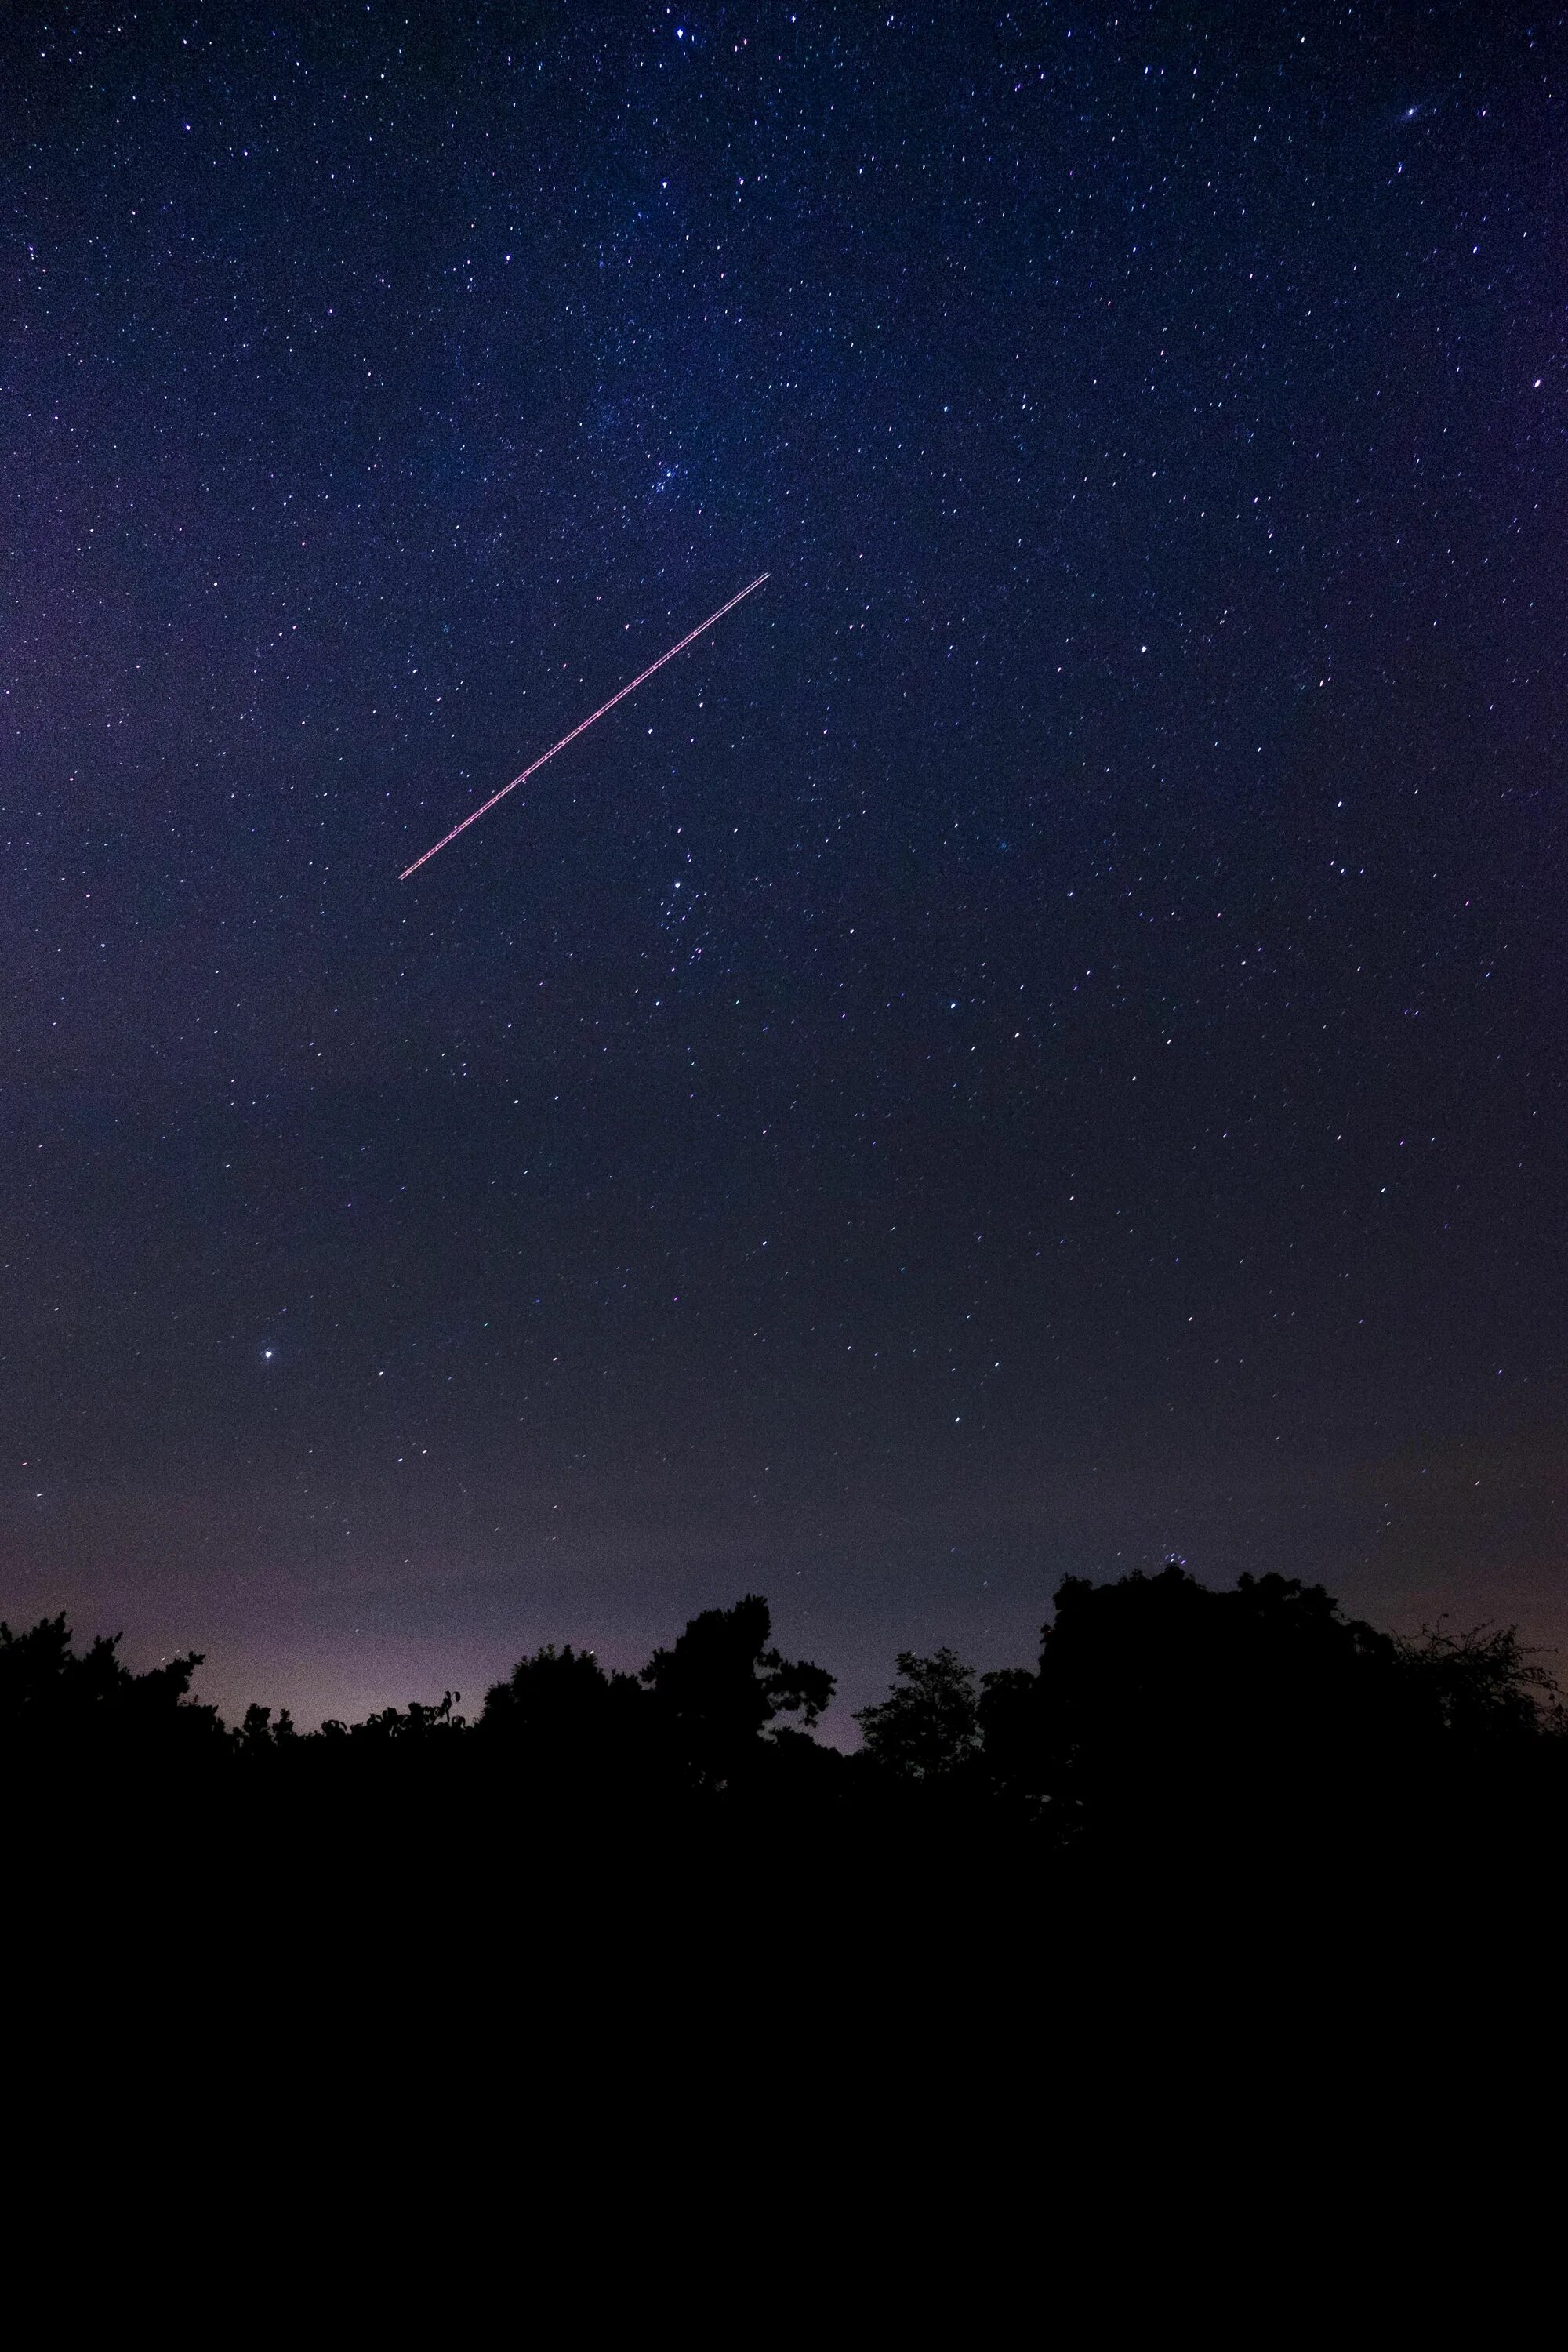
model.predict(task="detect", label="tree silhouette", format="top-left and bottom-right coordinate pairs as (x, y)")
top-left (235, 1701), bottom-right (296, 1751)
top-left (477, 1642), bottom-right (654, 1802)
top-left (319, 1691), bottom-right (466, 1747)
top-left (1, 1572), bottom-right (1559, 1896)
top-left (856, 1648), bottom-right (981, 1780)
top-left (978, 1561), bottom-right (1416, 1850)
top-left (481, 1643), bottom-right (614, 1739)
top-left (0, 1613), bottom-right (223, 1769)
top-left (1393, 1621), bottom-right (1563, 1751)
top-left (640, 1595), bottom-right (833, 1786)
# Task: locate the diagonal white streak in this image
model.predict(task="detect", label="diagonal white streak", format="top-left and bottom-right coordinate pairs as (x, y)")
top-left (398, 572), bottom-right (771, 880)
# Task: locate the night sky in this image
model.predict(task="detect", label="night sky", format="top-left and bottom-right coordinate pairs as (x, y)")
top-left (5, 2), bottom-right (1565, 1734)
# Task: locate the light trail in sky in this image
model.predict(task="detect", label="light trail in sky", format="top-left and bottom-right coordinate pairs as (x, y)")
top-left (398, 572), bottom-right (771, 880)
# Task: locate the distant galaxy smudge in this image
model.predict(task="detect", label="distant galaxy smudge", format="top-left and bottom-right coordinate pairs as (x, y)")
top-left (399, 572), bottom-right (771, 880)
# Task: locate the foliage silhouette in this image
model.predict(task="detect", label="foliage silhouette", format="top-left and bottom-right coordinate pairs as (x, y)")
top-left (0, 1613), bottom-right (223, 1769)
top-left (235, 1701), bottom-right (296, 1751)
top-left (477, 1642), bottom-right (657, 1806)
top-left (1392, 1620), bottom-right (1563, 1748)
top-left (855, 1648), bottom-right (982, 1780)
top-left (321, 1690), bottom-right (466, 1742)
top-left (638, 1595), bottom-right (834, 1787)
top-left (5, 1566), bottom-right (1563, 1911)
top-left (971, 1561), bottom-right (1568, 1884)
top-left (975, 1561), bottom-right (1414, 1846)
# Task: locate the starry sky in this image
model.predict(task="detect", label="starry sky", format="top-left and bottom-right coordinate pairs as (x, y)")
top-left (5, 1), bottom-right (1565, 1733)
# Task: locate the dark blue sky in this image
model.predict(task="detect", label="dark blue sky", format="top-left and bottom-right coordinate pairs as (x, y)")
top-left (4, 2), bottom-right (1564, 1731)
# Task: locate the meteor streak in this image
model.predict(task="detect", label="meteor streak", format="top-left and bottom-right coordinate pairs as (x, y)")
top-left (398, 572), bottom-right (771, 880)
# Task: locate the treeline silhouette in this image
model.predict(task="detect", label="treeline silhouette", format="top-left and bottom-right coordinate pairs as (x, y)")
top-left (6, 1566), bottom-right (1563, 1898)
